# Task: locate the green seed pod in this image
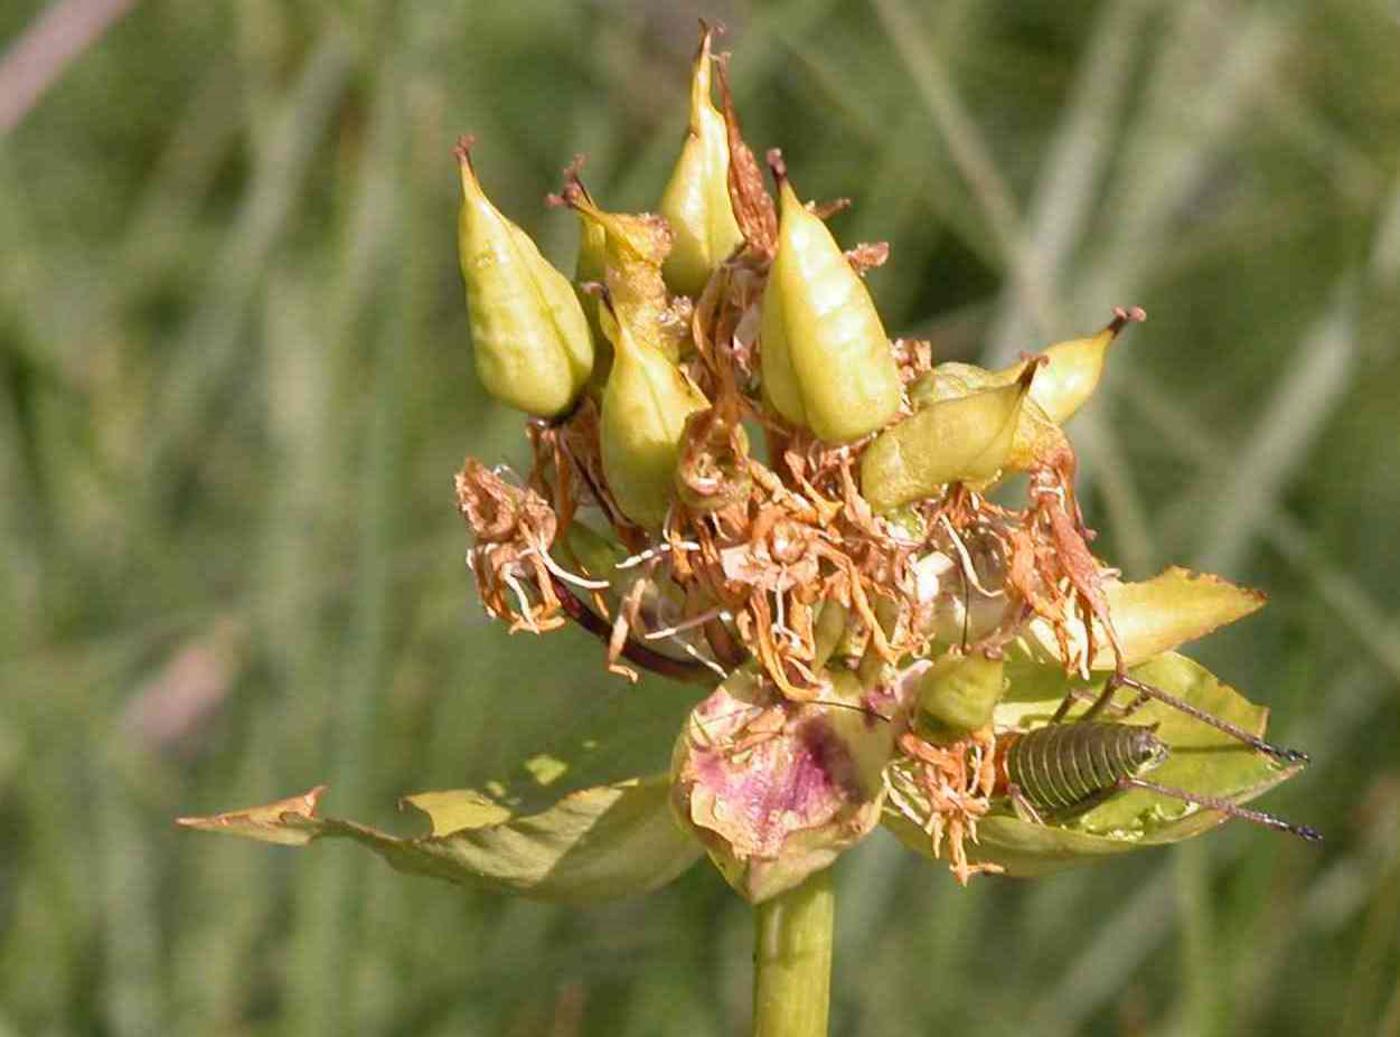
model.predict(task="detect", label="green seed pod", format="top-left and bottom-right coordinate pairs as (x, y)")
top-left (599, 300), bottom-right (709, 527)
top-left (659, 26), bottom-right (744, 298)
top-left (570, 177), bottom-right (612, 385)
top-left (560, 176), bottom-right (685, 363)
top-left (810, 600), bottom-right (849, 671)
top-left (556, 521), bottom-right (625, 582)
top-left (914, 651), bottom-right (1006, 738)
top-left (996, 307), bottom-right (1144, 425)
top-left (910, 361), bottom-right (1071, 474)
top-left (859, 365), bottom-right (1035, 512)
top-left (759, 153), bottom-right (902, 443)
top-left (456, 138), bottom-right (594, 417)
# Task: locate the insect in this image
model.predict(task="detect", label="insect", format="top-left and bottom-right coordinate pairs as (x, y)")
top-left (995, 720), bottom-right (1321, 841)
top-left (887, 651), bottom-right (1322, 882)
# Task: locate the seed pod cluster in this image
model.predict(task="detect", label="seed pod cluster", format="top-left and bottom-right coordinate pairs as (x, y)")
top-left (447, 25), bottom-right (1307, 903)
top-left (189, 24), bottom-right (1312, 914)
top-left (452, 23), bottom-right (1153, 674)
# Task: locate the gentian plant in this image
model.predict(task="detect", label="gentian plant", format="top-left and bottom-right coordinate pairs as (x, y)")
top-left (181, 26), bottom-right (1317, 1035)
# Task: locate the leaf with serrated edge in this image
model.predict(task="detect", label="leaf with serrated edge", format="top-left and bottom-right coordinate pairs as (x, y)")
top-left (1024, 567), bottom-right (1266, 670)
top-left (179, 774), bottom-right (702, 902)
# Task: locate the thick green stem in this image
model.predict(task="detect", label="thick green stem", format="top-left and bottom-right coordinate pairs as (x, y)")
top-left (752, 869), bottom-right (834, 1037)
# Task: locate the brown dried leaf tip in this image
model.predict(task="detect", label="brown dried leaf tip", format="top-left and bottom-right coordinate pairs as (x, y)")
top-left (714, 54), bottom-right (777, 259)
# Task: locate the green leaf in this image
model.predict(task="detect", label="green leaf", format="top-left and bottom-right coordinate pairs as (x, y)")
top-left (178, 774), bottom-right (702, 902)
top-left (1023, 567), bottom-right (1266, 669)
top-left (460, 673), bottom-right (701, 815)
top-left (884, 651), bottom-right (1305, 877)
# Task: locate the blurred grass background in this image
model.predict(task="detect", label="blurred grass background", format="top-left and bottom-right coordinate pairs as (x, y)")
top-left (3, 0), bottom-right (1400, 1033)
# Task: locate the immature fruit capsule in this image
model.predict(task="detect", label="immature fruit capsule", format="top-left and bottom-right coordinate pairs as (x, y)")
top-left (455, 138), bottom-right (594, 417)
top-left (599, 300), bottom-right (709, 527)
top-left (996, 307), bottom-right (1145, 425)
top-left (560, 176), bottom-right (685, 364)
top-left (915, 651), bottom-right (1006, 738)
top-left (759, 152), bottom-right (902, 443)
top-left (860, 365), bottom-right (1036, 512)
top-left (911, 360), bottom-right (1071, 474)
top-left (658, 26), bottom-right (744, 298)
top-left (569, 174), bottom-right (612, 383)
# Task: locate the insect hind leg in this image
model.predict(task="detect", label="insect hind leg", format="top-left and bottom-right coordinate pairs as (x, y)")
top-left (1050, 670), bottom-right (1308, 764)
top-left (1115, 674), bottom-right (1309, 763)
top-left (1120, 776), bottom-right (1322, 843)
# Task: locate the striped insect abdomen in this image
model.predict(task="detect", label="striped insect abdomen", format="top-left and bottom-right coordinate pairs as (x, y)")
top-left (1003, 722), bottom-right (1167, 816)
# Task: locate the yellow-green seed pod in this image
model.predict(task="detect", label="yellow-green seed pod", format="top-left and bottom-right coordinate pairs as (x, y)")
top-left (811, 600), bottom-right (850, 671)
top-left (560, 177), bottom-right (684, 364)
top-left (564, 173), bottom-right (613, 390)
top-left (599, 301), bottom-right (709, 527)
top-left (659, 27), bottom-right (744, 298)
top-left (456, 139), bottom-right (594, 417)
top-left (759, 153), bottom-right (902, 443)
top-left (860, 365), bottom-right (1035, 512)
top-left (910, 361), bottom-right (1071, 474)
top-left (996, 307), bottom-right (1144, 425)
top-left (915, 652), bottom-right (1006, 738)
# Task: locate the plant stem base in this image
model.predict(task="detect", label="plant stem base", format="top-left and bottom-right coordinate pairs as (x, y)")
top-left (753, 869), bottom-right (834, 1037)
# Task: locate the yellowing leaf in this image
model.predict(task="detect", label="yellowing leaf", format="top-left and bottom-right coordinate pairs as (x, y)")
top-left (1024, 567), bottom-right (1266, 669)
top-left (179, 775), bottom-right (702, 903)
top-left (400, 789), bottom-right (512, 834)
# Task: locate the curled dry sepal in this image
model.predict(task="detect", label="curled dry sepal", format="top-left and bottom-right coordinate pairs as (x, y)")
top-left (179, 26), bottom-right (1313, 904)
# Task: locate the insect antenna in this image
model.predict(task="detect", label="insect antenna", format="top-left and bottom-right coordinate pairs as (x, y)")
top-left (1078, 672), bottom-right (1308, 764)
top-left (1122, 776), bottom-right (1322, 843)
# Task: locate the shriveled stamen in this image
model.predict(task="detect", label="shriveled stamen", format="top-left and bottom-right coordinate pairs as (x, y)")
top-left (643, 607), bottom-right (733, 641)
top-left (522, 544), bottom-right (613, 591)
